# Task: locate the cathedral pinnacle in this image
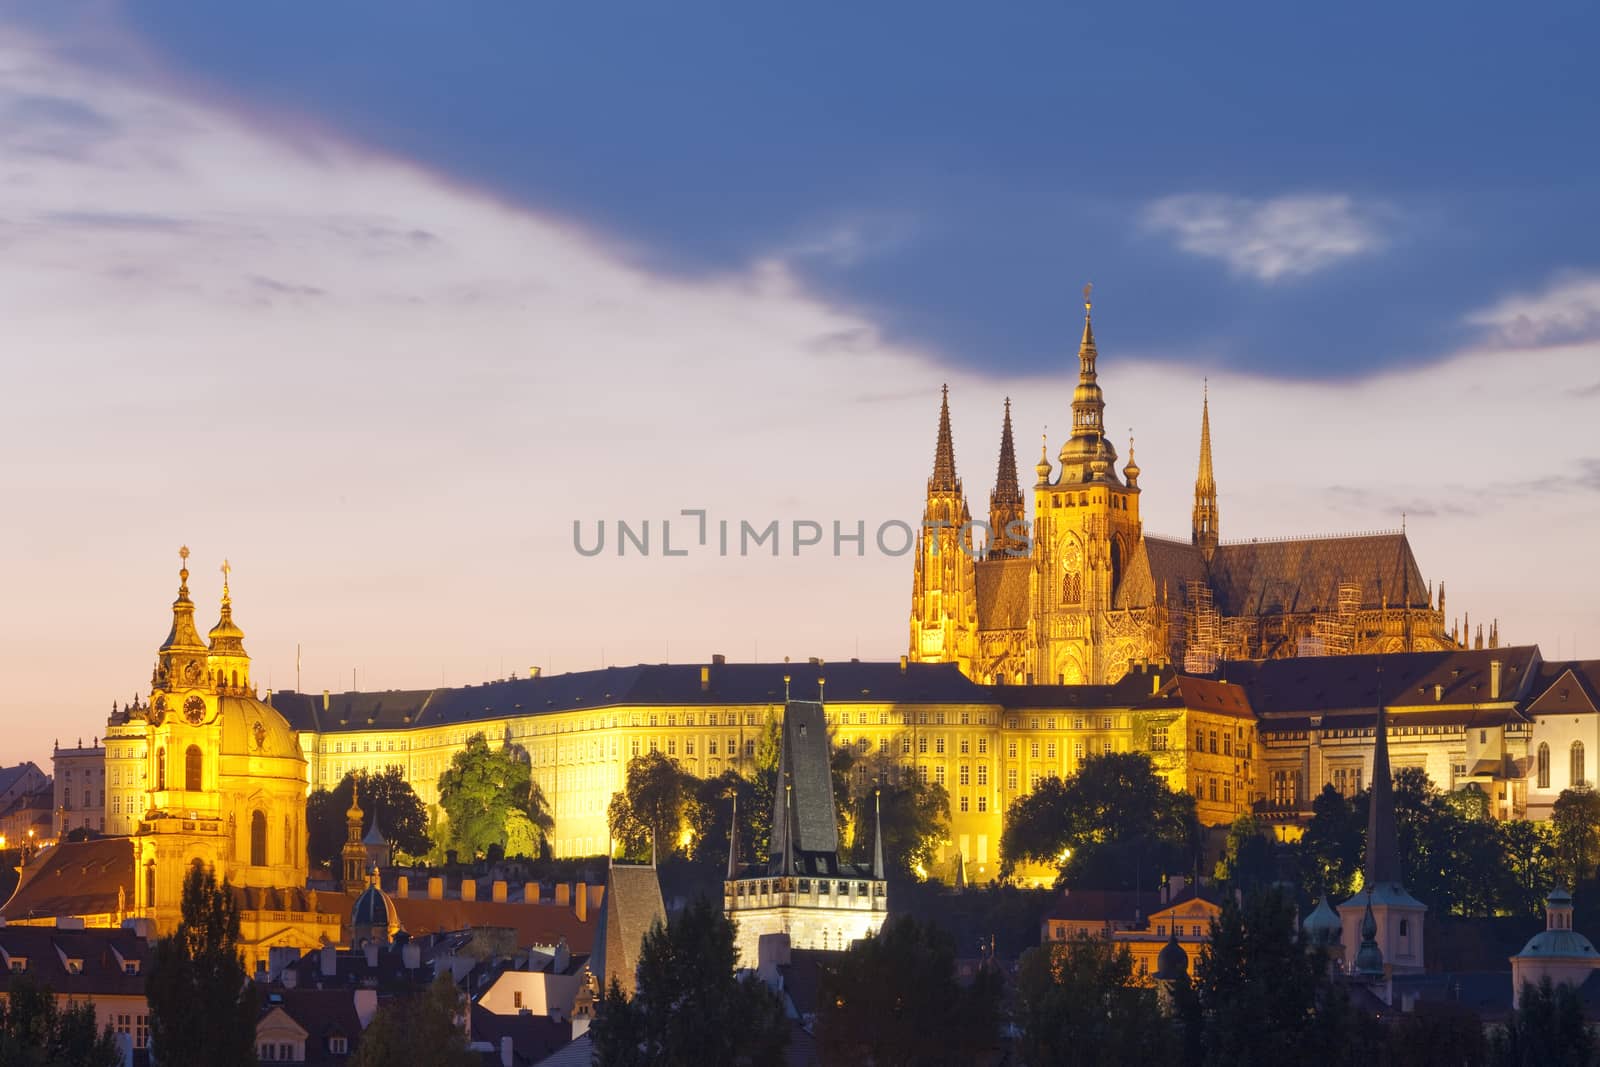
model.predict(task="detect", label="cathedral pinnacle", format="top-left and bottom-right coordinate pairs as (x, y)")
top-left (929, 384), bottom-right (960, 494)
top-left (1124, 429), bottom-right (1141, 488)
top-left (988, 398), bottom-right (1025, 559)
top-left (1192, 383), bottom-right (1219, 558)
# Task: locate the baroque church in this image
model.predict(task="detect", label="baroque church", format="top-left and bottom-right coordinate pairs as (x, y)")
top-left (910, 288), bottom-right (1462, 686)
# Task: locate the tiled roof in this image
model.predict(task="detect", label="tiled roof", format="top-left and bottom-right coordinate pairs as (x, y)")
top-left (0, 838), bottom-right (133, 922)
top-left (388, 896), bottom-right (596, 955)
top-left (1220, 646), bottom-right (1542, 717)
top-left (590, 863), bottom-right (664, 998)
top-left (268, 662), bottom-right (989, 734)
top-left (269, 989), bottom-right (365, 1066)
top-left (1208, 533), bottom-right (1431, 616)
top-left (1044, 889), bottom-right (1161, 924)
top-left (1137, 676), bottom-right (1253, 719)
top-left (1115, 537), bottom-right (1208, 610)
top-left (469, 1004), bottom-right (571, 1065)
top-left (974, 557), bottom-right (1032, 631)
top-left (0, 925), bottom-right (150, 999)
top-left (1526, 661), bottom-right (1600, 715)
top-left (0, 762), bottom-right (46, 798)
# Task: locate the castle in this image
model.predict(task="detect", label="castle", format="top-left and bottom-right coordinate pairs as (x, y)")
top-left (910, 287), bottom-right (1463, 685)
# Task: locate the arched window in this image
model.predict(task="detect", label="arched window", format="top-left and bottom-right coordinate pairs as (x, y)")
top-left (145, 862), bottom-right (156, 907)
top-left (155, 748), bottom-right (166, 791)
top-left (251, 810), bottom-right (267, 867)
top-left (1538, 743), bottom-right (1551, 790)
top-left (184, 746), bottom-right (202, 792)
top-left (283, 815), bottom-right (292, 867)
top-left (1573, 742), bottom-right (1586, 789)
top-left (1110, 538), bottom-right (1123, 598)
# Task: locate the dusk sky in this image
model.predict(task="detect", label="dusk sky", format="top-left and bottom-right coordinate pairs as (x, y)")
top-left (3, 5), bottom-right (1597, 768)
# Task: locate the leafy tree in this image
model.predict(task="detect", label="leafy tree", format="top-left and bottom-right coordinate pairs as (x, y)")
top-left (305, 766), bottom-right (431, 870)
top-left (1297, 785), bottom-right (1365, 901)
top-left (687, 769), bottom-right (759, 869)
top-left (590, 896), bottom-right (788, 1066)
top-left (437, 732), bottom-right (552, 860)
top-left (146, 863), bottom-right (259, 1067)
top-left (607, 752), bottom-right (695, 861)
top-left (846, 778), bottom-right (950, 880)
top-left (1497, 820), bottom-right (1558, 918)
top-left (1001, 754), bottom-right (1199, 889)
top-left (1389, 1002), bottom-right (1487, 1067)
top-left (1190, 888), bottom-right (1330, 1066)
top-left (818, 915), bottom-right (1000, 1067)
top-left (350, 974), bottom-right (478, 1067)
top-left (1492, 977), bottom-right (1594, 1067)
top-left (1550, 787), bottom-right (1600, 888)
top-left (1015, 935), bottom-right (1176, 1066)
top-left (1214, 815), bottom-right (1277, 896)
top-left (0, 974), bottom-right (120, 1067)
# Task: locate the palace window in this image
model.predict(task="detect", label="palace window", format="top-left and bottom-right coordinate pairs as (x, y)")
top-left (1209, 731), bottom-right (1218, 754)
top-left (1046, 742), bottom-right (1057, 760)
top-left (919, 736), bottom-right (928, 754)
top-left (977, 737), bottom-right (988, 755)
top-left (744, 740), bottom-right (755, 759)
top-left (250, 811), bottom-right (267, 867)
top-left (1007, 769), bottom-right (1018, 791)
top-left (1223, 735), bottom-right (1232, 756)
top-left (1007, 741), bottom-right (1018, 759)
top-left (977, 796), bottom-right (988, 812)
top-left (685, 739), bottom-right (695, 756)
top-left (155, 748), bottom-right (165, 791)
top-left (977, 764), bottom-right (988, 786)
top-left (959, 795), bottom-right (969, 812)
top-left (960, 737), bottom-right (970, 755)
top-left (1195, 729), bottom-right (1205, 750)
top-left (1573, 741), bottom-right (1586, 788)
top-left (1074, 741), bottom-right (1085, 762)
top-left (935, 766), bottom-right (946, 786)
top-left (879, 738), bottom-right (889, 754)
top-left (1030, 741), bottom-right (1040, 759)
top-left (901, 737), bottom-right (911, 755)
top-left (1030, 717), bottom-right (1040, 730)
top-left (666, 739), bottom-right (676, 756)
top-left (959, 764), bottom-right (970, 786)
top-left (1151, 725), bottom-right (1168, 751)
top-left (1538, 743), bottom-right (1551, 789)
top-left (184, 746), bottom-right (202, 791)
top-left (630, 740), bottom-right (640, 757)
top-left (935, 737), bottom-right (946, 755)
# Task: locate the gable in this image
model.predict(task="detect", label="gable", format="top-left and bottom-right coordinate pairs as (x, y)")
top-left (1528, 665), bottom-right (1600, 715)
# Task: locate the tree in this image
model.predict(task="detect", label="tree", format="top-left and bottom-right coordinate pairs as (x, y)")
top-left (146, 863), bottom-right (259, 1067)
top-left (818, 915), bottom-right (1000, 1067)
top-left (1389, 1002), bottom-right (1487, 1067)
top-left (1214, 815), bottom-right (1277, 896)
top-left (305, 766), bottom-right (431, 870)
top-left (1550, 787), bottom-right (1600, 889)
top-left (1000, 754), bottom-right (1199, 889)
top-left (846, 777), bottom-right (950, 880)
top-left (0, 973), bottom-right (120, 1067)
top-left (351, 974), bottom-right (478, 1067)
top-left (1493, 977), bottom-right (1594, 1067)
top-left (687, 769), bottom-right (759, 869)
top-left (607, 752), bottom-right (695, 861)
top-left (1497, 820), bottom-right (1558, 918)
top-left (436, 732), bottom-right (551, 860)
top-left (590, 896), bottom-right (788, 1066)
top-left (1298, 785), bottom-right (1365, 901)
top-left (1015, 935), bottom-right (1176, 1066)
top-left (1191, 888), bottom-right (1331, 1066)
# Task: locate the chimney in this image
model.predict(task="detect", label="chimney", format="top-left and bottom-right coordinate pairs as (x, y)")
top-left (713, 653), bottom-right (726, 666)
top-left (501, 1036), bottom-right (514, 1067)
top-left (1151, 672), bottom-right (1160, 696)
top-left (322, 690), bottom-right (330, 711)
top-left (320, 944), bottom-right (337, 978)
top-left (525, 882), bottom-right (541, 904)
top-left (1490, 660), bottom-right (1503, 701)
top-left (899, 655), bottom-right (908, 674)
top-left (529, 666), bottom-right (541, 679)
top-left (700, 666), bottom-right (711, 692)
top-left (402, 941), bottom-right (421, 970)
top-left (461, 879), bottom-right (477, 902)
top-left (428, 876), bottom-right (444, 900)
top-left (396, 875), bottom-right (409, 898)
top-left (555, 883), bottom-right (571, 907)
top-left (492, 880), bottom-right (507, 903)
top-left (576, 881), bottom-right (588, 922)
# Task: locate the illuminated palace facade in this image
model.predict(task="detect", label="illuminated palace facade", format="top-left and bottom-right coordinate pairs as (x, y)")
top-left (910, 289), bottom-right (1466, 687)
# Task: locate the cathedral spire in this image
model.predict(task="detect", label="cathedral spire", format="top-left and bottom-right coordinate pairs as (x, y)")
top-left (929, 384), bottom-right (960, 494)
top-left (987, 398), bottom-right (1026, 559)
top-left (1366, 693), bottom-right (1402, 888)
top-left (1069, 283), bottom-right (1105, 440)
top-left (727, 792), bottom-right (740, 880)
top-left (872, 789), bottom-right (885, 881)
top-left (1192, 384), bottom-right (1220, 559)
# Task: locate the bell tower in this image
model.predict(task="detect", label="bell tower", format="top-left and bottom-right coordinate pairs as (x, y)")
top-left (146, 546), bottom-right (223, 820)
top-left (909, 385), bottom-right (977, 672)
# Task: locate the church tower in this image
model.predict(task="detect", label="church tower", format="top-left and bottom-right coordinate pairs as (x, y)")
top-left (145, 547), bottom-right (225, 824)
top-left (1031, 286), bottom-right (1144, 684)
top-left (1192, 386), bottom-right (1220, 560)
top-left (909, 386), bottom-right (978, 671)
top-left (987, 399), bottom-right (1027, 559)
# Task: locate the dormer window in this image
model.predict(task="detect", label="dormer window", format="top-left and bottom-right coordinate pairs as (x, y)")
top-left (7, 958), bottom-right (25, 974)
top-left (65, 959), bottom-right (84, 975)
top-left (330, 1036), bottom-right (348, 1054)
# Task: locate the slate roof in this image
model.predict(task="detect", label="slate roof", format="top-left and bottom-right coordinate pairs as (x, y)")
top-left (1525, 661), bottom-right (1600, 715)
top-left (1219, 646), bottom-right (1542, 718)
top-left (0, 762), bottom-right (46, 799)
top-left (1209, 532), bottom-right (1431, 615)
top-left (1115, 536), bottom-right (1209, 610)
top-left (469, 1004), bottom-right (571, 1066)
top-left (589, 863), bottom-right (665, 999)
top-left (0, 837), bottom-right (133, 922)
top-left (974, 557), bottom-right (1032, 630)
top-left (779, 701), bottom-right (840, 859)
top-left (266, 989), bottom-right (365, 1066)
top-left (0, 925), bottom-right (150, 999)
top-left (269, 662), bottom-right (988, 734)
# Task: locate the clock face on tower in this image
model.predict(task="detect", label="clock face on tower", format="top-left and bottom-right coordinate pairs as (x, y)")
top-left (183, 696), bottom-right (207, 725)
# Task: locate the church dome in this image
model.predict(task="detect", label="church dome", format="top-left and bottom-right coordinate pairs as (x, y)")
top-left (1303, 897), bottom-right (1342, 945)
top-left (352, 877), bottom-right (401, 939)
top-left (218, 694), bottom-right (302, 762)
top-left (1516, 928), bottom-right (1600, 960)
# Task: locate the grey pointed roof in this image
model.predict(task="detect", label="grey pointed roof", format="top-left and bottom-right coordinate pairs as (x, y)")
top-left (768, 700), bottom-right (840, 871)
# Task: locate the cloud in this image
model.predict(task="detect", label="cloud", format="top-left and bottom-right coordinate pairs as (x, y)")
top-left (1467, 273), bottom-right (1600, 347)
top-left (1142, 193), bottom-right (1383, 282)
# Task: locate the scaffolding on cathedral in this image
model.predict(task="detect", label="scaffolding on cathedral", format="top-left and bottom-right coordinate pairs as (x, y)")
top-left (1183, 580), bottom-right (1220, 674)
top-left (1308, 581), bottom-right (1361, 657)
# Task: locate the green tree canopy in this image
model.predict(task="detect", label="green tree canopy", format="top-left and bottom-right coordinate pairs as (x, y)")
top-left (436, 732), bottom-right (552, 860)
top-left (590, 896), bottom-right (788, 1066)
top-left (1214, 815), bottom-right (1278, 896)
top-left (1493, 977), bottom-right (1594, 1067)
top-left (1297, 784), bottom-right (1366, 901)
top-left (845, 776), bottom-right (950, 880)
top-left (1015, 935), bottom-right (1176, 1066)
top-left (817, 915), bottom-right (1001, 1067)
top-left (146, 863), bottom-right (259, 1067)
top-left (607, 751), bottom-right (695, 862)
top-left (1551, 786), bottom-right (1600, 889)
top-left (1001, 753), bottom-right (1199, 889)
top-left (0, 973), bottom-right (120, 1067)
top-left (350, 974), bottom-right (478, 1067)
top-left (305, 765), bottom-right (431, 870)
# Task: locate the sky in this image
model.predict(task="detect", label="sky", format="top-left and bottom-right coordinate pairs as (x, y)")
top-left (1, 5), bottom-right (1598, 768)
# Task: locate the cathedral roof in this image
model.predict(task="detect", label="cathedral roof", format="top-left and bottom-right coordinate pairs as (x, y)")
top-left (1113, 536), bottom-right (1208, 610)
top-left (974, 557), bottom-right (1032, 631)
top-left (1207, 532), bottom-right (1431, 616)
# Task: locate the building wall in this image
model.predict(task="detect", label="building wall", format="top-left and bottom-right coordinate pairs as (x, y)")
top-left (1526, 711), bottom-right (1599, 820)
top-left (104, 718), bottom-right (149, 837)
top-left (52, 745), bottom-right (105, 838)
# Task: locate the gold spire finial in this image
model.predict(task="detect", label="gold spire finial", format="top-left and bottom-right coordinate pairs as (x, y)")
top-left (220, 558), bottom-right (231, 598)
top-left (1083, 281), bottom-right (1092, 315)
top-left (178, 544), bottom-right (190, 580)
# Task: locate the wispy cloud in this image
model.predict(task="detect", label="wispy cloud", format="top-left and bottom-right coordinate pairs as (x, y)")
top-left (1142, 193), bottom-right (1383, 282)
top-left (1467, 273), bottom-right (1600, 347)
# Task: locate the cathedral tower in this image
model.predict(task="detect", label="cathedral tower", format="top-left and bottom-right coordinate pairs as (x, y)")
top-left (1030, 286), bottom-right (1145, 684)
top-left (987, 398), bottom-right (1027, 559)
top-left (909, 386), bottom-right (978, 671)
top-left (1192, 386), bottom-right (1220, 560)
